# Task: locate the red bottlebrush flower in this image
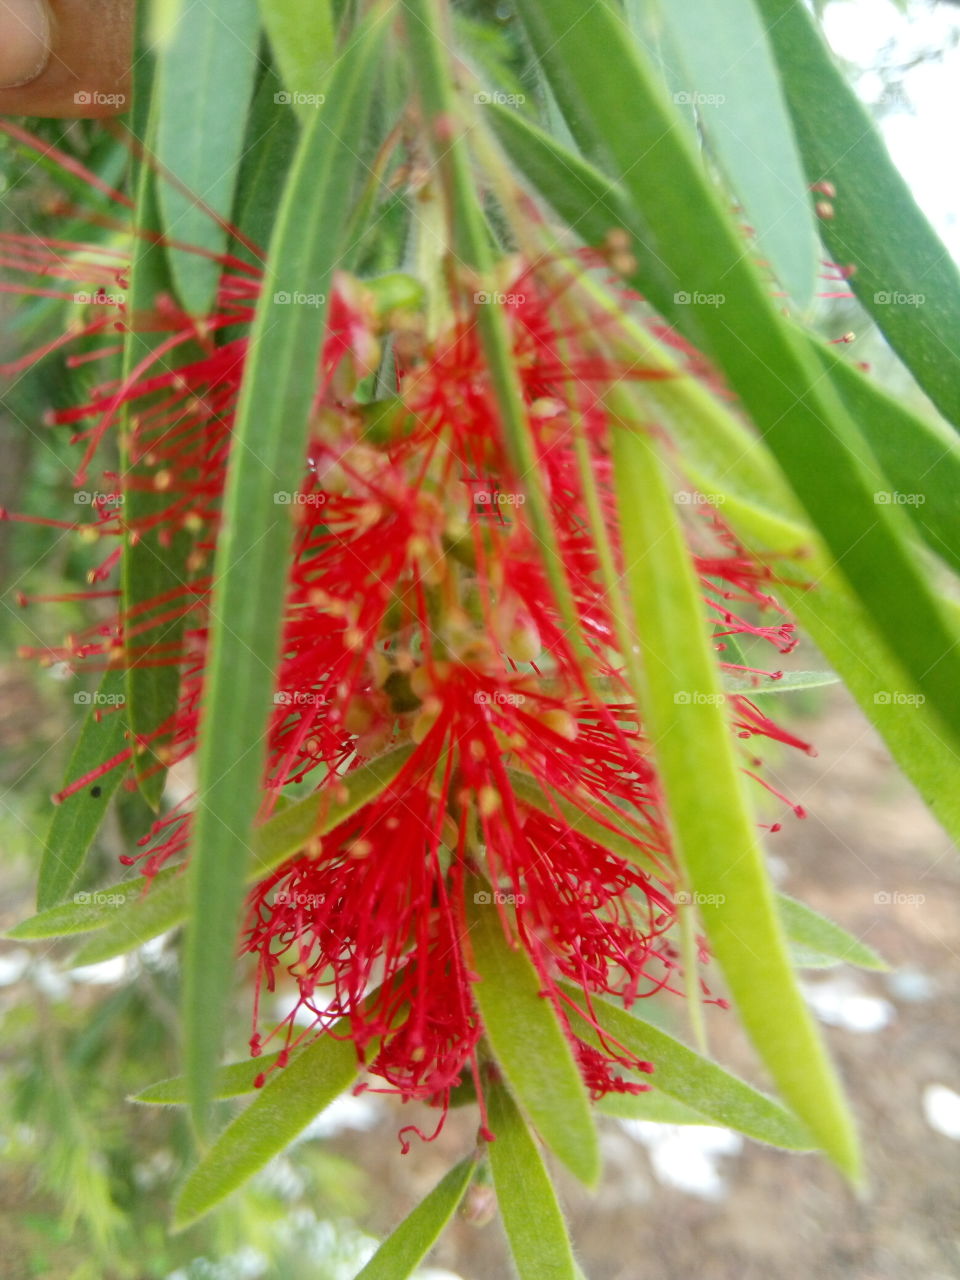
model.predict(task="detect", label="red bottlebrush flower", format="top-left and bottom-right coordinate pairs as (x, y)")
top-left (6, 129), bottom-right (817, 1145)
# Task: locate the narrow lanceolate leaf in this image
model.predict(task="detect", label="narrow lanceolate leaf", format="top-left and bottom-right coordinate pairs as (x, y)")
top-left (466, 884), bottom-right (599, 1187)
top-left (183, 13), bottom-right (390, 1139)
top-left (172, 1029), bottom-right (358, 1230)
top-left (610, 421), bottom-right (858, 1178)
top-left (123, 155), bottom-right (192, 811)
top-left (559, 985), bottom-right (813, 1150)
top-left (778, 895), bottom-right (888, 972)
top-left (355, 1157), bottom-right (477, 1280)
top-left (11, 747), bottom-right (413, 955)
top-left (757, 0), bottom-right (960, 430)
top-left (8, 867), bottom-right (180, 941)
top-left (154, 0), bottom-right (260, 314)
top-left (484, 1077), bottom-right (579, 1280)
top-left (489, 104), bottom-right (960, 578)
top-left (231, 65), bottom-right (299, 261)
top-left (132, 1050), bottom-right (287, 1105)
top-left (38, 671), bottom-right (128, 909)
top-left (517, 0), bottom-right (960, 757)
top-left (597, 1090), bottom-right (717, 1125)
top-left (257, 0), bottom-right (335, 120)
top-left (721, 670), bottom-right (840, 695)
top-left (657, 0), bottom-right (819, 311)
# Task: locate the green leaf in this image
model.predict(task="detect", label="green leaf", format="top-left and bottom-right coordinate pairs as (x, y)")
top-left (597, 1090), bottom-right (717, 1125)
top-left (484, 1077), bottom-right (578, 1280)
top-left (172, 1028), bottom-right (359, 1230)
top-left (182, 12), bottom-right (391, 1139)
top-left (779, 894), bottom-right (888, 972)
top-left (355, 1156), bottom-right (476, 1280)
top-left (154, 0), bottom-right (261, 314)
top-left (609, 418), bottom-right (857, 1176)
top-left (517, 0), bottom-right (960, 759)
top-left (559, 985), bottom-right (814, 1150)
top-left (231, 64), bottom-right (299, 260)
top-left (756, 0), bottom-right (960, 431)
top-left (656, 0), bottom-right (819, 311)
top-left (466, 883), bottom-right (599, 1186)
top-left (10, 746), bottom-right (412, 953)
top-left (132, 1050), bottom-right (287, 1104)
top-left (257, 0), bottom-right (335, 121)
top-left (122, 149), bottom-right (193, 811)
top-left (721, 670), bottom-right (840, 695)
top-left (7, 867), bottom-right (180, 941)
top-left (38, 671), bottom-right (129, 909)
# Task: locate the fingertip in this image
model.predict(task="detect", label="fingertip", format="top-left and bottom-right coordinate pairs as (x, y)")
top-left (0, 0), bottom-right (52, 89)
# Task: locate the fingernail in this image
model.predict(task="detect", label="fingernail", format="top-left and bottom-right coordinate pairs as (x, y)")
top-left (0, 0), bottom-right (51, 89)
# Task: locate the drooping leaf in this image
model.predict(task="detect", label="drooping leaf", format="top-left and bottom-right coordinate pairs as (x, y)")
top-left (656, 0), bottom-right (820, 311)
top-left (354, 1156), bottom-right (477, 1280)
top-left (172, 1028), bottom-right (359, 1229)
top-left (610, 417), bottom-right (857, 1177)
top-left (257, 0), bottom-right (336, 123)
top-left (154, 0), bottom-right (261, 314)
top-left (182, 12), bottom-right (391, 1138)
top-left (515, 0), bottom-right (960, 760)
top-left (71, 746), bottom-right (414, 964)
top-left (466, 882), bottom-right (599, 1187)
top-left (560, 985), bottom-right (813, 1150)
top-left (8, 866), bottom-right (181, 941)
top-left (132, 1050), bottom-right (287, 1105)
top-left (485, 1077), bottom-right (579, 1280)
top-left (778, 894), bottom-right (888, 972)
top-left (597, 1090), bottom-right (717, 1125)
top-left (756, 0), bottom-right (960, 431)
top-left (38, 671), bottom-right (129, 909)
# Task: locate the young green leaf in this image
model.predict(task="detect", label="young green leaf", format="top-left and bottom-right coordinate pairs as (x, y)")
top-left (778, 894), bottom-right (888, 972)
top-left (122, 148), bottom-right (193, 811)
top-left (132, 1050), bottom-right (287, 1105)
top-left (610, 419), bottom-right (858, 1177)
top-left (66, 746), bottom-right (414, 963)
top-left (657, 0), bottom-right (819, 311)
top-left (756, 0), bottom-right (960, 431)
top-left (8, 866), bottom-right (181, 941)
top-left (172, 1029), bottom-right (359, 1230)
top-left (257, 0), bottom-right (336, 122)
top-left (466, 884), bottom-right (599, 1187)
top-left (154, 0), bottom-right (261, 314)
top-left (182, 12), bottom-right (391, 1139)
top-left (597, 1090), bottom-right (717, 1125)
top-left (354, 1156), bottom-right (477, 1280)
top-left (559, 985), bottom-right (814, 1150)
top-left (485, 1077), bottom-right (579, 1280)
top-left (38, 670), bottom-right (128, 909)
top-left (516, 0), bottom-right (960, 758)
